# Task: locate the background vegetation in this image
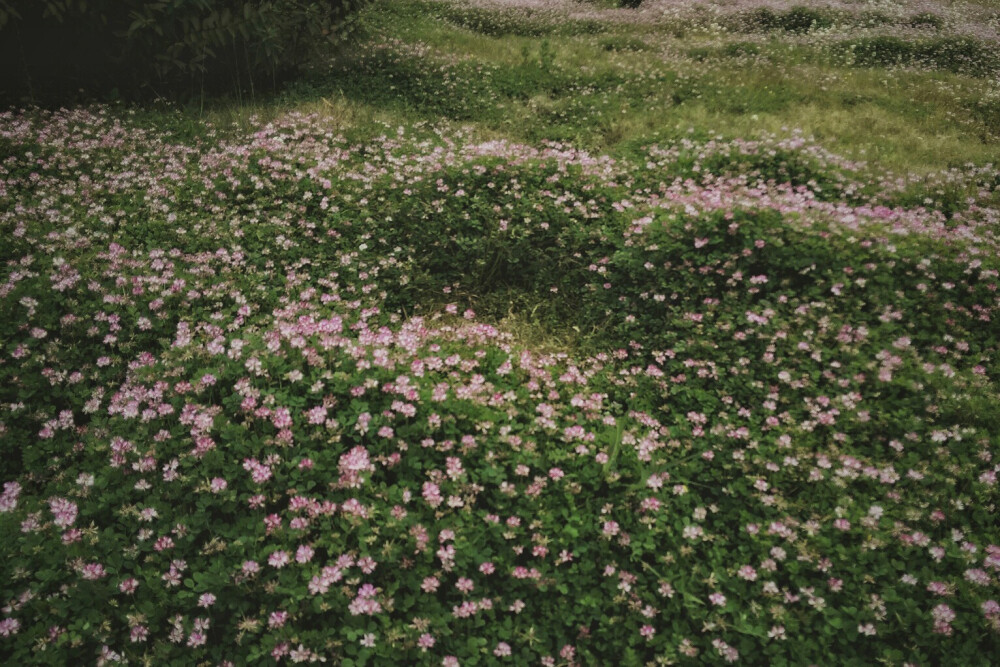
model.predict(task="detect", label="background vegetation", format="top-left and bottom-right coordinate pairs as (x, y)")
top-left (0, 0), bottom-right (367, 100)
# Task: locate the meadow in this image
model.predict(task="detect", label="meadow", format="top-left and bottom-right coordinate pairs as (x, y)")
top-left (1, 0), bottom-right (999, 664)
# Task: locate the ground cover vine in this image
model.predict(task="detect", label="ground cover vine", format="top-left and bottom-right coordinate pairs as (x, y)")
top-left (1, 103), bottom-right (998, 665)
top-left (3, 0), bottom-right (1000, 659)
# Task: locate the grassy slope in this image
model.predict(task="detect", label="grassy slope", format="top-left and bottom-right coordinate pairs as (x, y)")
top-left (163, 0), bottom-right (1000, 349)
top-left (178, 0), bottom-right (999, 176)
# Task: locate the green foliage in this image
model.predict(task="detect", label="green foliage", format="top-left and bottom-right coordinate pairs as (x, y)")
top-left (909, 11), bottom-right (945, 30)
top-left (599, 35), bottom-right (649, 52)
top-left (690, 42), bottom-right (763, 62)
top-left (733, 6), bottom-right (835, 34)
top-left (2, 0), bottom-right (1000, 662)
top-left (779, 6), bottom-right (835, 33)
top-left (0, 0), bottom-right (367, 101)
top-left (972, 95), bottom-right (1000, 139)
top-left (2, 110), bottom-right (998, 663)
top-left (840, 36), bottom-right (1000, 76)
top-left (342, 0), bottom-right (999, 170)
top-left (723, 42), bottom-right (761, 58)
top-left (324, 39), bottom-right (653, 140)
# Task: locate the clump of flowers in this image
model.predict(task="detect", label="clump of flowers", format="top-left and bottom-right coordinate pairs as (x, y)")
top-left (0, 92), bottom-right (997, 666)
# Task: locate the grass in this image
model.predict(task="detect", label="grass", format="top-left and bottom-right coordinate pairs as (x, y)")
top-left (142, 0), bottom-right (998, 178)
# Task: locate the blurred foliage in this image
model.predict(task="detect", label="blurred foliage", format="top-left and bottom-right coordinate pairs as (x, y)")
top-left (0, 0), bottom-right (367, 102)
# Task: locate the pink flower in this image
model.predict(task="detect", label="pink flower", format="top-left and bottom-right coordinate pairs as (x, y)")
top-left (932, 604), bottom-right (956, 623)
top-left (271, 407), bottom-right (292, 429)
top-left (119, 578), bottom-right (139, 594)
top-left (338, 446), bottom-right (374, 487)
top-left (0, 618), bottom-right (21, 637)
top-left (268, 551), bottom-right (290, 569)
top-left (79, 563), bottom-right (107, 580)
top-left (348, 584), bottom-right (382, 616)
top-left (422, 482), bottom-right (443, 508)
top-left (198, 593), bottom-right (216, 608)
top-left (307, 406), bottom-right (327, 424)
top-left (494, 642), bottom-right (512, 657)
top-left (712, 638), bottom-right (739, 662)
top-left (417, 633), bottom-right (436, 651)
top-left (964, 569), bottom-right (989, 586)
top-left (445, 456), bottom-right (464, 480)
top-left (0, 482), bottom-right (21, 513)
top-left (927, 581), bottom-right (951, 596)
top-left (264, 514), bottom-right (282, 534)
top-left (242, 459), bottom-right (272, 484)
top-left (512, 566), bottom-right (541, 580)
top-left (709, 592), bottom-right (727, 607)
top-left (48, 497), bottom-right (78, 528)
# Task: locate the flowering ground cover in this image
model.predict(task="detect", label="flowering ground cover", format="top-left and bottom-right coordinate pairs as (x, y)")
top-left (2, 1), bottom-right (1000, 665)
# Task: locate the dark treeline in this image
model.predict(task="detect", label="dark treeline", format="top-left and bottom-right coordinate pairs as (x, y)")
top-left (0, 0), bottom-right (366, 104)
